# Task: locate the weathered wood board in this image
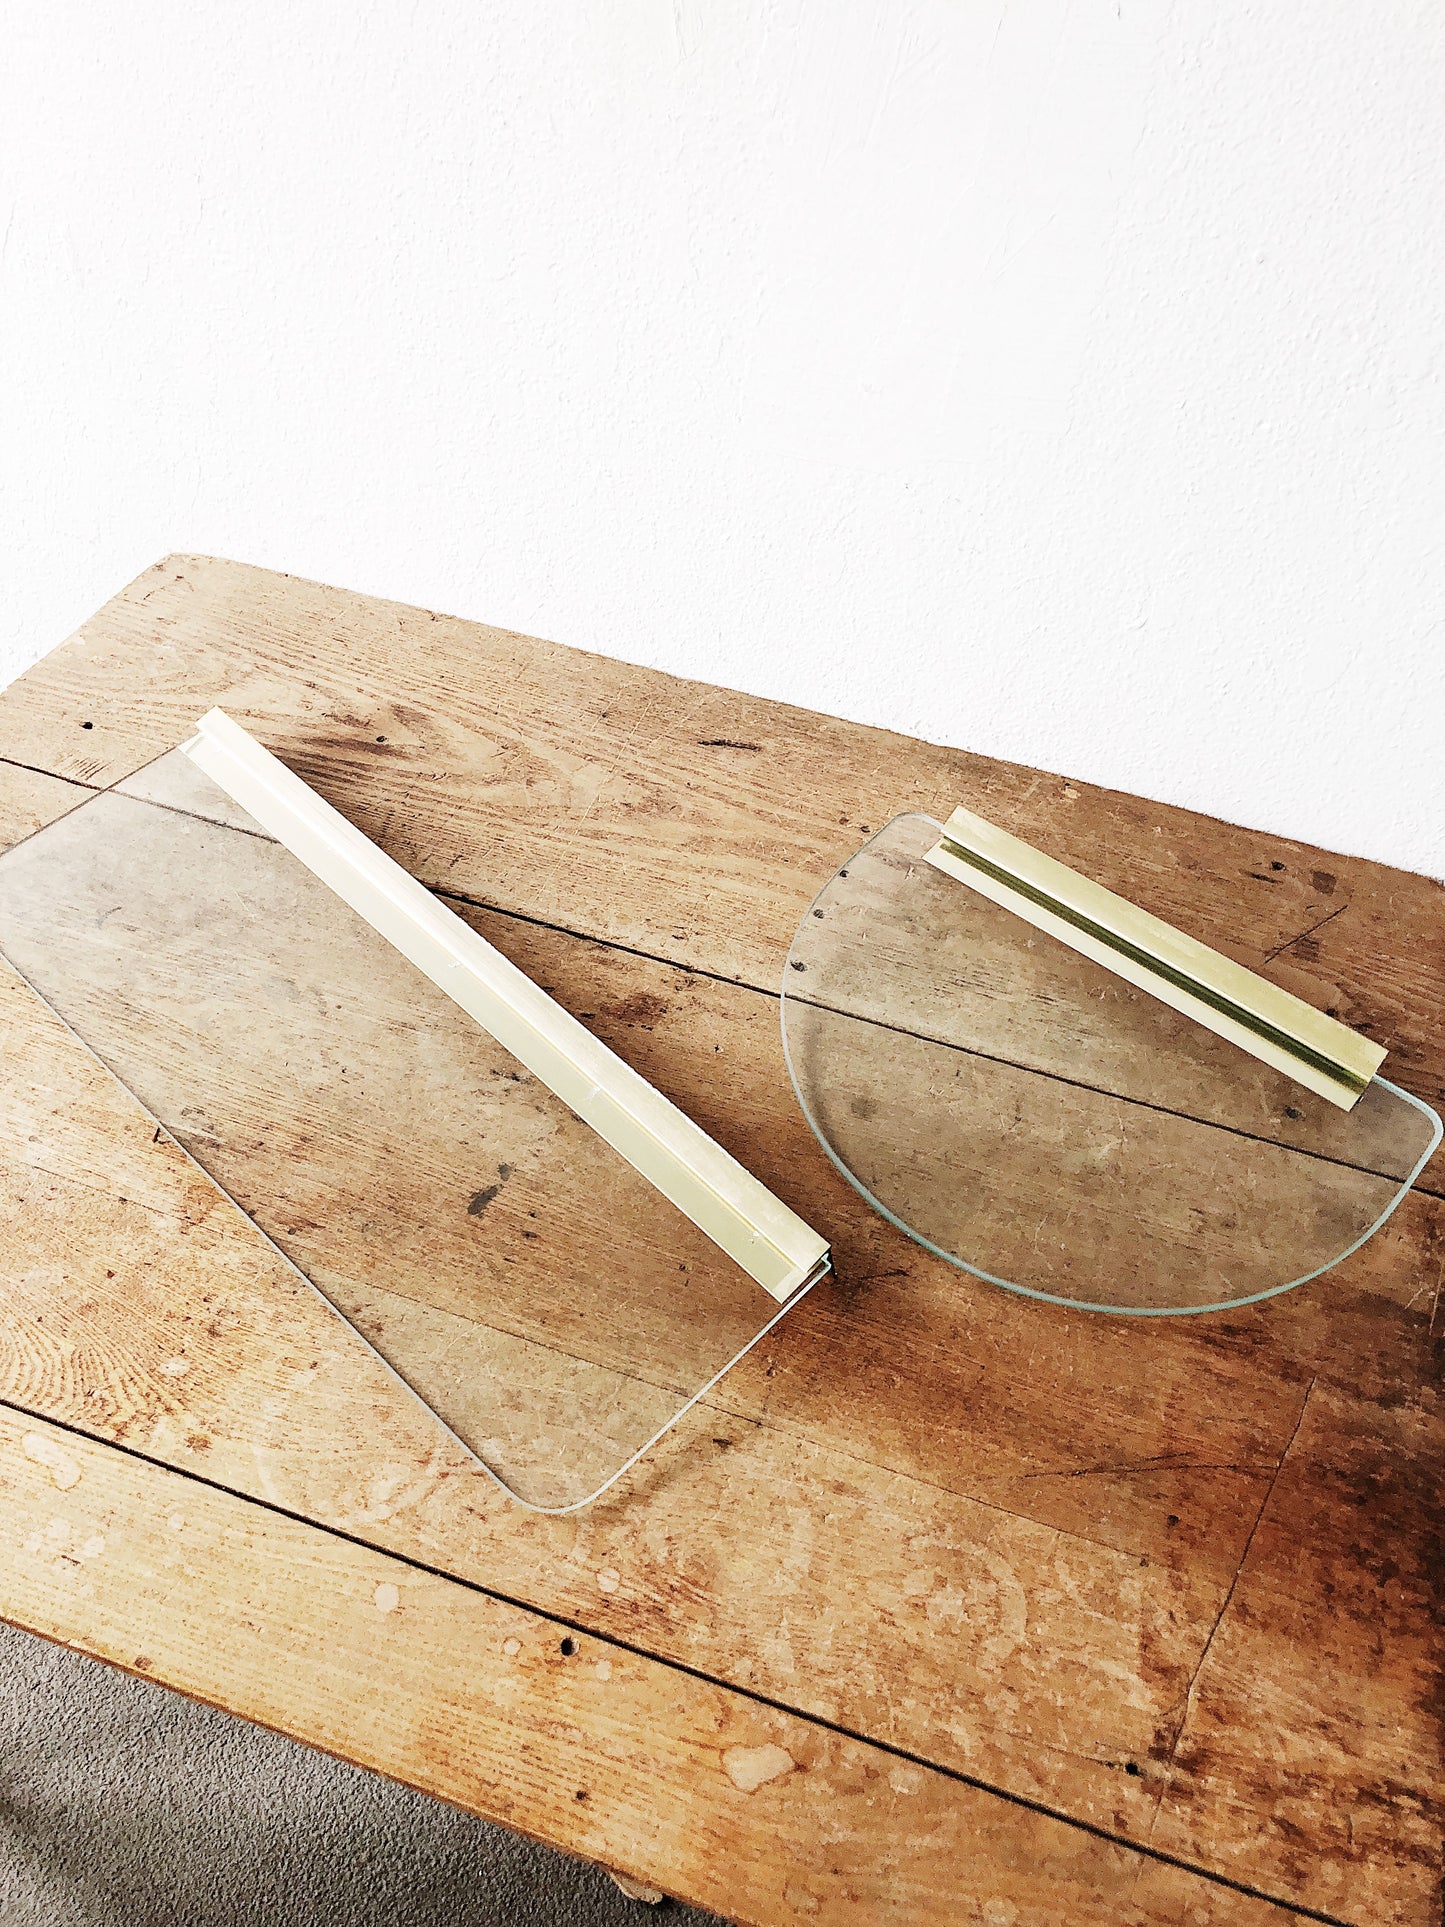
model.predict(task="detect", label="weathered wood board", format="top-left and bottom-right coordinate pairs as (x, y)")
top-left (0, 1409), bottom-right (1295, 1927)
top-left (0, 557), bottom-right (1440, 1923)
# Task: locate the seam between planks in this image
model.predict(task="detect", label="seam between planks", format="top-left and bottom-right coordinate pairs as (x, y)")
top-left (0, 1392), bottom-right (1357, 1927)
top-left (0, 756), bottom-right (102, 791)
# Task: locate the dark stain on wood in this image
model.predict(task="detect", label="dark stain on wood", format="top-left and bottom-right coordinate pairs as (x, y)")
top-left (599, 991), bottom-right (670, 1029)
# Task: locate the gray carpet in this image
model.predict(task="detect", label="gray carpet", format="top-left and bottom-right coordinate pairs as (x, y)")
top-left (0, 1619), bottom-right (726, 1927)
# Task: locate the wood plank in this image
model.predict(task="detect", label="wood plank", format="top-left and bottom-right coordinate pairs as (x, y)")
top-left (0, 558), bottom-right (1439, 1922)
top-left (0, 555), bottom-right (1440, 1116)
top-left (0, 1410), bottom-right (1296, 1927)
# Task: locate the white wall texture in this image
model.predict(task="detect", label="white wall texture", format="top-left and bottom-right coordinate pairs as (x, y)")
top-left (2, 3), bottom-right (1442, 875)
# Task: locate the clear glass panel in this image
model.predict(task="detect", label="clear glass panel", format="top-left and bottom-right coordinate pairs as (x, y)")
top-left (782, 815), bottom-right (1441, 1315)
top-left (0, 750), bottom-right (813, 1509)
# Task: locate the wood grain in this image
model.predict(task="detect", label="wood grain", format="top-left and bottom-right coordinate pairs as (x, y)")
top-left (0, 1410), bottom-right (1297, 1927)
top-left (0, 556), bottom-right (1439, 1111)
top-left (0, 557), bottom-right (1440, 1923)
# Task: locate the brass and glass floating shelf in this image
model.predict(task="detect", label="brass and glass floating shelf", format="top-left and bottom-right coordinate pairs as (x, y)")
top-left (0, 712), bottom-right (829, 1511)
top-left (781, 809), bottom-right (1439, 1316)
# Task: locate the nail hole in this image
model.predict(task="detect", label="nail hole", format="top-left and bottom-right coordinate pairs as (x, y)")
top-left (559, 1637), bottom-right (576, 1656)
top-left (1284, 1105), bottom-right (1303, 1120)
top-left (1270, 860), bottom-right (1286, 871)
top-left (81, 720), bottom-right (94, 730)
top-left (1124, 1761), bottom-right (1142, 1777)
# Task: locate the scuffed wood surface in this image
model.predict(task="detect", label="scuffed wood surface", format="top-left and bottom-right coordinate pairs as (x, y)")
top-left (0, 556), bottom-right (1440, 1110)
top-left (0, 557), bottom-right (1441, 1923)
top-left (0, 1412), bottom-right (1295, 1927)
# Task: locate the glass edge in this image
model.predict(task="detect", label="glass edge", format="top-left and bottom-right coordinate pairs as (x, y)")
top-left (519, 1266), bottom-right (826, 1514)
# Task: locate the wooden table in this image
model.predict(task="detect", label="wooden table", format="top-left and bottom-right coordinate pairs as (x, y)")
top-left (0, 557), bottom-right (1439, 1927)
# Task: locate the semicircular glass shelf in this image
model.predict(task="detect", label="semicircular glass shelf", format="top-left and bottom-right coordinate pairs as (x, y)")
top-left (781, 814), bottom-right (1441, 1316)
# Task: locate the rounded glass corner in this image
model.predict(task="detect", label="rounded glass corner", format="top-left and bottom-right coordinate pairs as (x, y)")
top-left (781, 814), bottom-right (1441, 1317)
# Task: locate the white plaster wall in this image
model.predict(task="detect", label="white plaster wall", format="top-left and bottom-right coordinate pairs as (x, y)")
top-left (3, 2), bottom-right (1442, 875)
